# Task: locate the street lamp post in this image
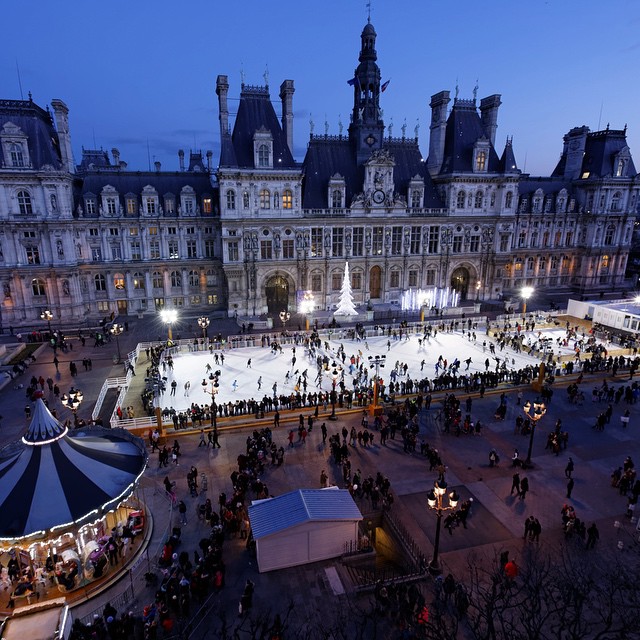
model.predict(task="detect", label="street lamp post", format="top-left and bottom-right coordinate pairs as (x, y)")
top-left (523, 398), bottom-right (547, 467)
top-left (299, 291), bottom-right (315, 331)
top-left (279, 310), bottom-right (290, 331)
top-left (61, 387), bottom-right (84, 427)
top-left (210, 377), bottom-right (220, 426)
top-left (160, 308), bottom-right (178, 342)
top-left (329, 362), bottom-right (340, 421)
top-left (521, 286), bottom-right (534, 315)
top-left (110, 322), bottom-right (123, 363)
top-left (426, 477), bottom-right (459, 575)
top-left (476, 280), bottom-right (481, 302)
top-left (368, 354), bottom-right (386, 416)
top-left (40, 309), bottom-right (53, 335)
top-left (198, 316), bottom-right (210, 342)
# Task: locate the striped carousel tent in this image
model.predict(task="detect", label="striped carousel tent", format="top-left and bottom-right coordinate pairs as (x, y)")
top-left (0, 397), bottom-right (147, 540)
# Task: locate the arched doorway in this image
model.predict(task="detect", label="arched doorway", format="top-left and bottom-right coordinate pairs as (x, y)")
top-left (266, 275), bottom-right (289, 314)
top-left (450, 267), bottom-right (470, 301)
top-left (370, 266), bottom-right (382, 299)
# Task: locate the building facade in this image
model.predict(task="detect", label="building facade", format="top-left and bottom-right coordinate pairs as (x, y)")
top-left (0, 20), bottom-right (638, 331)
top-left (217, 21), bottom-right (639, 317)
top-left (0, 98), bottom-right (225, 330)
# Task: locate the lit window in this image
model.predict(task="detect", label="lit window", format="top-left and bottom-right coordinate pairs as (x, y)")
top-left (127, 199), bottom-right (137, 215)
top-left (203, 197), bottom-right (212, 213)
top-left (602, 254), bottom-right (609, 269)
top-left (114, 274), bottom-right (125, 290)
top-left (282, 190), bottom-right (292, 209)
top-left (133, 273), bottom-right (145, 289)
top-left (475, 151), bottom-right (486, 172)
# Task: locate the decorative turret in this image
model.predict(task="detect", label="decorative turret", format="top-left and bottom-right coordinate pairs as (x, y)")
top-left (499, 136), bottom-right (519, 174)
top-left (348, 21), bottom-right (385, 164)
top-left (50, 99), bottom-right (75, 173)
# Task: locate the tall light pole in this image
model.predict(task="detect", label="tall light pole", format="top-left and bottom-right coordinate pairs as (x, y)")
top-left (521, 286), bottom-right (534, 315)
top-left (279, 310), bottom-right (290, 331)
top-left (40, 309), bottom-right (53, 334)
top-left (426, 477), bottom-right (459, 575)
top-left (523, 398), bottom-right (547, 467)
top-left (476, 280), bottom-right (481, 302)
top-left (368, 354), bottom-right (386, 416)
top-left (299, 291), bottom-right (314, 331)
top-left (61, 387), bottom-right (84, 427)
top-left (110, 322), bottom-right (123, 363)
top-left (160, 308), bottom-right (178, 342)
top-left (198, 316), bottom-right (210, 341)
top-left (329, 362), bottom-right (340, 421)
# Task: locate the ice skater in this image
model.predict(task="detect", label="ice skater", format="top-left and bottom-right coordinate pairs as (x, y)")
top-left (232, 380), bottom-right (238, 392)
top-left (184, 381), bottom-right (191, 396)
top-left (257, 376), bottom-right (262, 390)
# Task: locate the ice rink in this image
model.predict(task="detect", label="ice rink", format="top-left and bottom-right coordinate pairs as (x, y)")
top-left (156, 324), bottom-right (599, 412)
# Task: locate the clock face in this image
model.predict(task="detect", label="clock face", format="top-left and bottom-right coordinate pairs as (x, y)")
top-left (373, 189), bottom-right (385, 204)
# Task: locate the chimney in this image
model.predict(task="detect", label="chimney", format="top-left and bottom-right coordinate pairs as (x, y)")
top-left (562, 126), bottom-right (590, 180)
top-left (206, 150), bottom-right (212, 170)
top-left (427, 91), bottom-right (450, 177)
top-left (154, 161), bottom-right (161, 172)
top-left (480, 94), bottom-right (502, 146)
top-left (178, 149), bottom-right (185, 172)
top-left (279, 79), bottom-right (295, 157)
top-left (111, 147), bottom-right (120, 166)
top-left (216, 75), bottom-right (230, 138)
top-left (50, 99), bottom-right (75, 173)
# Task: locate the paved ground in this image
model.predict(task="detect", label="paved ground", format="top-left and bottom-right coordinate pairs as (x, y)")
top-left (1, 313), bottom-right (639, 637)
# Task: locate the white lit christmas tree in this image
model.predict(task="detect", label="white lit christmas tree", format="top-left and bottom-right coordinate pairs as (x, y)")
top-left (334, 261), bottom-right (358, 316)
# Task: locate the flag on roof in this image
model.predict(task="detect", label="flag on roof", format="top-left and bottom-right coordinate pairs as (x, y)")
top-left (381, 79), bottom-right (391, 92)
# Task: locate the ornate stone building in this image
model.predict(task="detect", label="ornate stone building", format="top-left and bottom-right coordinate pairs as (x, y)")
top-left (0, 20), bottom-right (638, 331)
top-left (0, 97), bottom-right (224, 330)
top-left (217, 20), bottom-right (639, 317)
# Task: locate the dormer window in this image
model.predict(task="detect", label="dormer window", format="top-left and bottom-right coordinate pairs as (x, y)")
top-left (328, 173), bottom-right (346, 210)
top-left (473, 138), bottom-right (490, 173)
top-left (332, 190), bottom-right (343, 208)
top-left (180, 185), bottom-right (196, 215)
top-left (253, 128), bottom-right (273, 169)
top-left (616, 159), bottom-right (627, 177)
top-left (2, 123), bottom-right (31, 169)
top-left (411, 190), bottom-right (422, 208)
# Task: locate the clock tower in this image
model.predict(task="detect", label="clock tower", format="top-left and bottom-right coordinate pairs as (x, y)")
top-left (348, 20), bottom-right (385, 164)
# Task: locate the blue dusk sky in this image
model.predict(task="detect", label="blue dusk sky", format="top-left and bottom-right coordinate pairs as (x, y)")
top-left (3, 0), bottom-right (639, 176)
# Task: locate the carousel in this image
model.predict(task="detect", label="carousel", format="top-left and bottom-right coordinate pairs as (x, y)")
top-left (0, 396), bottom-right (147, 609)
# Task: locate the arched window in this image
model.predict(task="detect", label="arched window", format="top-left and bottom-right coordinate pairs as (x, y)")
top-left (17, 190), bottom-right (32, 215)
top-left (226, 190), bottom-right (236, 210)
top-left (282, 189), bottom-right (292, 209)
top-left (505, 191), bottom-right (513, 209)
top-left (170, 270), bottom-right (182, 287)
top-left (31, 278), bottom-right (46, 296)
top-left (602, 254), bottom-right (610, 269)
top-left (94, 274), bottom-right (106, 291)
top-left (474, 191), bottom-right (483, 208)
top-left (113, 273), bottom-right (125, 290)
top-left (10, 143), bottom-right (24, 167)
top-left (133, 272), bottom-right (145, 289)
top-left (259, 189), bottom-right (270, 209)
top-left (604, 224), bottom-right (615, 245)
top-left (188, 270), bottom-right (199, 287)
top-left (456, 190), bottom-right (466, 209)
top-left (332, 190), bottom-right (343, 208)
top-left (611, 192), bottom-right (621, 212)
top-left (152, 271), bottom-right (163, 289)
top-left (257, 144), bottom-right (270, 167)
top-left (243, 191), bottom-right (250, 209)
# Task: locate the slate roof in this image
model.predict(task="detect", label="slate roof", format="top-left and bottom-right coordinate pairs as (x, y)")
top-left (0, 99), bottom-right (62, 170)
top-left (498, 138), bottom-right (519, 174)
top-left (223, 85), bottom-right (296, 169)
top-left (248, 488), bottom-right (362, 539)
top-left (439, 99), bottom-right (501, 174)
top-left (581, 129), bottom-right (637, 178)
top-left (77, 148), bottom-right (111, 171)
top-left (301, 136), bottom-right (443, 209)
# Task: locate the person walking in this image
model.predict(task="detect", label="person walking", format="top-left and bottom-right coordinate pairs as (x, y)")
top-left (198, 429), bottom-right (206, 447)
top-left (178, 500), bottom-right (187, 525)
top-left (519, 476), bottom-right (529, 500)
top-left (531, 518), bottom-right (542, 542)
top-left (523, 515), bottom-right (535, 540)
top-left (273, 410), bottom-right (280, 428)
top-left (566, 477), bottom-right (575, 498)
top-left (585, 523), bottom-right (599, 549)
top-left (321, 422), bottom-right (327, 443)
top-left (510, 472), bottom-right (521, 496)
top-left (565, 457), bottom-right (574, 478)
